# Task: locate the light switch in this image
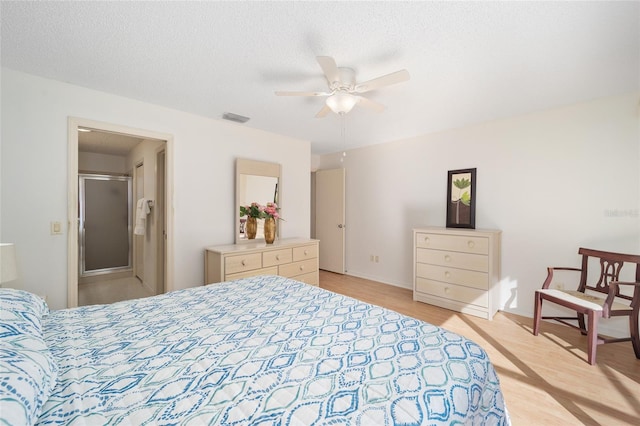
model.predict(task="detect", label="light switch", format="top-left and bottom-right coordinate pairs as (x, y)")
top-left (51, 221), bottom-right (63, 235)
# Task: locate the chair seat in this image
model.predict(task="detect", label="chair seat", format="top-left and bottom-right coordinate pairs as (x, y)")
top-left (537, 288), bottom-right (631, 312)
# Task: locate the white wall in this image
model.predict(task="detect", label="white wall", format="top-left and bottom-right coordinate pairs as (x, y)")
top-left (1, 68), bottom-right (311, 310)
top-left (318, 93), bottom-right (640, 335)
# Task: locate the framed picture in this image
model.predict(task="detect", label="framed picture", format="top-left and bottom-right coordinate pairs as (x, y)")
top-left (446, 168), bottom-right (476, 229)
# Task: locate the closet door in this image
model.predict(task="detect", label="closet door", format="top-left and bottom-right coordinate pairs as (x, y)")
top-left (315, 168), bottom-right (345, 274)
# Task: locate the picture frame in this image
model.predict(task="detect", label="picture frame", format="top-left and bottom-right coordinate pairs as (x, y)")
top-left (446, 168), bottom-right (476, 229)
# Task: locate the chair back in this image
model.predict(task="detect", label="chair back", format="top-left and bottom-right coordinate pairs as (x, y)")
top-left (577, 248), bottom-right (640, 302)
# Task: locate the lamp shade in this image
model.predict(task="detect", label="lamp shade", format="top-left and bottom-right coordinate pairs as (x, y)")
top-left (1, 243), bottom-right (18, 284)
top-left (326, 92), bottom-right (358, 115)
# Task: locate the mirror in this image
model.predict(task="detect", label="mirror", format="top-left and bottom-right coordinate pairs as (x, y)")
top-left (235, 158), bottom-right (281, 243)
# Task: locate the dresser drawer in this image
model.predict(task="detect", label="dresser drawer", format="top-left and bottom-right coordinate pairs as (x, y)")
top-left (279, 258), bottom-right (317, 278)
top-left (415, 233), bottom-right (488, 255)
top-left (263, 248), bottom-right (292, 267)
top-left (293, 244), bottom-right (318, 261)
top-left (416, 263), bottom-right (488, 290)
top-left (225, 252), bottom-right (262, 274)
top-left (225, 266), bottom-right (278, 281)
top-left (416, 248), bottom-right (488, 272)
top-left (416, 277), bottom-right (488, 307)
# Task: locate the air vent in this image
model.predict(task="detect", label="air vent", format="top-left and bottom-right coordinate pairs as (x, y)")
top-left (222, 112), bottom-right (250, 123)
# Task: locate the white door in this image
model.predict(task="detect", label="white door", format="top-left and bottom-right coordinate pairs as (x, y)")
top-left (315, 168), bottom-right (345, 273)
top-left (134, 162), bottom-right (144, 282)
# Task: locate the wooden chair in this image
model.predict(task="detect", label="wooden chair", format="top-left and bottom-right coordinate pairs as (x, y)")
top-left (533, 247), bottom-right (640, 365)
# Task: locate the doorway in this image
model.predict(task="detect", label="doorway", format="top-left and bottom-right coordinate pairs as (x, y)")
top-left (67, 117), bottom-right (173, 308)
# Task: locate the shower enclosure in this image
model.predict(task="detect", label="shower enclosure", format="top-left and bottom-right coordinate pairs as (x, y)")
top-left (79, 174), bottom-right (132, 277)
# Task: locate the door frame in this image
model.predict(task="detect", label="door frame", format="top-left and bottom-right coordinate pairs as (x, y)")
top-left (67, 117), bottom-right (174, 308)
top-left (155, 148), bottom-right (167, 294)
top-left (133, 161), bottom-right (145, 283)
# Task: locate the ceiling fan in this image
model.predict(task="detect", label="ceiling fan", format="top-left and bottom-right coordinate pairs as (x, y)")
top-left (275, 56), bottom-right (410, 118)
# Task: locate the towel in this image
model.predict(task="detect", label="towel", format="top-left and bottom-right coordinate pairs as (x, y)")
top-left (134, 198), bottom-right (151, 235)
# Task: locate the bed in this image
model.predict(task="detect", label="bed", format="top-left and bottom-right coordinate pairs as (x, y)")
top-left (1, 275), bottom-right (510, 425)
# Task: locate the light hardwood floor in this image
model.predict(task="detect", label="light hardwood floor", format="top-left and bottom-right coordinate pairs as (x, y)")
top-left (320, 271), bottom-right (640, 426)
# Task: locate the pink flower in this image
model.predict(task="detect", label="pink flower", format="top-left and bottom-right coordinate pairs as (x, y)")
top-left (241, 201), bottom-right (283, 220)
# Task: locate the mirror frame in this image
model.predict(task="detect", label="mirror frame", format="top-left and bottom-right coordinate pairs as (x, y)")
top-left (235, 158), bottom-right (281, 244)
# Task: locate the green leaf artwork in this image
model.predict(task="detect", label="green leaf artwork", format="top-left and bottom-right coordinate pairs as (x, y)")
top-left (460, 191), bottom-right (471, 206)
top-left (452, 175), bottom-right (472, 224)
top-left (453, 178), bottom-right (471, 190)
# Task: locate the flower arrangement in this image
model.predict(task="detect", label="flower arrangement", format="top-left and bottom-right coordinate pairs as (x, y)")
top-left (239, 202), bottom-right (263, 219)
top-left (239, 202), bottom-right (283, 220)
top-left (263, 202), bottom-right (282, 220)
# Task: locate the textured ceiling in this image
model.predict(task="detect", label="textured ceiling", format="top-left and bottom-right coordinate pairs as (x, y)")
top-left (2, 1), bottom-right (638, 155)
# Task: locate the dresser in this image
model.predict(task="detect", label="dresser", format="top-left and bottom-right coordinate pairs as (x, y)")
top-left (205, 238), bottom-right (319, 286)
top-left (413, 227), bottom-right (502, 320)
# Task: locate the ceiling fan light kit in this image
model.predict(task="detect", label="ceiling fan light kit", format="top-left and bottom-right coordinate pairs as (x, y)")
top-left (326, 92), bottom-right (358, 114)
top-left (275, 56), bottom-right (410, 118)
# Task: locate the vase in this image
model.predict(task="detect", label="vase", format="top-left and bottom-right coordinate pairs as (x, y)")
top-left (246, 217), bottom-right (257, 240)
top-left (264, 217), bottom-right (276, 244)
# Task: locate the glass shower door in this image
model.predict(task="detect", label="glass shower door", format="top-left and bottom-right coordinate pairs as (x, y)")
top-left (79, 174), bottom-right (132, 277)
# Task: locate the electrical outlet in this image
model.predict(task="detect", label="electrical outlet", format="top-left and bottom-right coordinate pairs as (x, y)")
top-left (370, 255), bottom-right (374, 262)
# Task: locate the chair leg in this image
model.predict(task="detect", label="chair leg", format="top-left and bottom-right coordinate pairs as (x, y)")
top-left (533, 292), bottom-right (542, 336)
top-left (578, 313), bottom-right (587, 335)
top-left (629, 308), bottom-right (640, 359)
top-left (587, 312), bottom-right (598, 365)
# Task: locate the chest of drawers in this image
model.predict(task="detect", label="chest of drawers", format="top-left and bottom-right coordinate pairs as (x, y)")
top-left (413, 227), bottom-right (501, 320)
top-left (205, 238), bottom-right (319, 286)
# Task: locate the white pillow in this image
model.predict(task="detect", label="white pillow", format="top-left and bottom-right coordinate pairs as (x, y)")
top-left (0, 289), bottom-right (58, 425)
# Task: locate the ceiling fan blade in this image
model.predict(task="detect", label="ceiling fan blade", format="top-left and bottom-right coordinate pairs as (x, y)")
top-left (354, 69), bottom-right (410, 93)
top-left (315, 105), bottom-right (331, 118)
top-left (316, 56), bottom-right (340, 84)
top-left (356, 96), bottom-right (385, 113)
top-left (275, 90), bottom-right (330, 97)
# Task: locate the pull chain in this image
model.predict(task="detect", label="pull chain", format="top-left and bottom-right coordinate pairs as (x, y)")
top-left (340, 113), bottom-right (347, 163)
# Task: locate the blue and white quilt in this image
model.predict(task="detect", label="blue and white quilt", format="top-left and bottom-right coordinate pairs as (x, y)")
top-left (33, 275), bottom-right (508, 425)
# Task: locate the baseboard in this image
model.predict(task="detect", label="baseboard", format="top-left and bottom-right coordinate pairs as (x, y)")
top-left (513, 307), bottom-right (629, 339)
top-left (342, 270), bottom-right (412, 291)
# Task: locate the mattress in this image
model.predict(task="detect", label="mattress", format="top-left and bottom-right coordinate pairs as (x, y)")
top-left (1, 275), bottom-right (509, 425)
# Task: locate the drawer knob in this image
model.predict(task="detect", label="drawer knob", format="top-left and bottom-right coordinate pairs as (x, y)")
top-left (444, 287), bottom-right (450, 294)
top-left (444, 255), bottom-right (451, 262)
top-left (299, 265), bottom-right (304, 271)
top-left (241, 260), bottom-right (246, 266)
top-left (304, 250), bottom-right (308, 255)
top-left (444, 271), bottom-right (451, 278)
top-left (468, 240), bottom-right (475, 248)
top-left (424, 237), bottom-right (430, 244)
top-left (276, 255), bottom-right (280, 260)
